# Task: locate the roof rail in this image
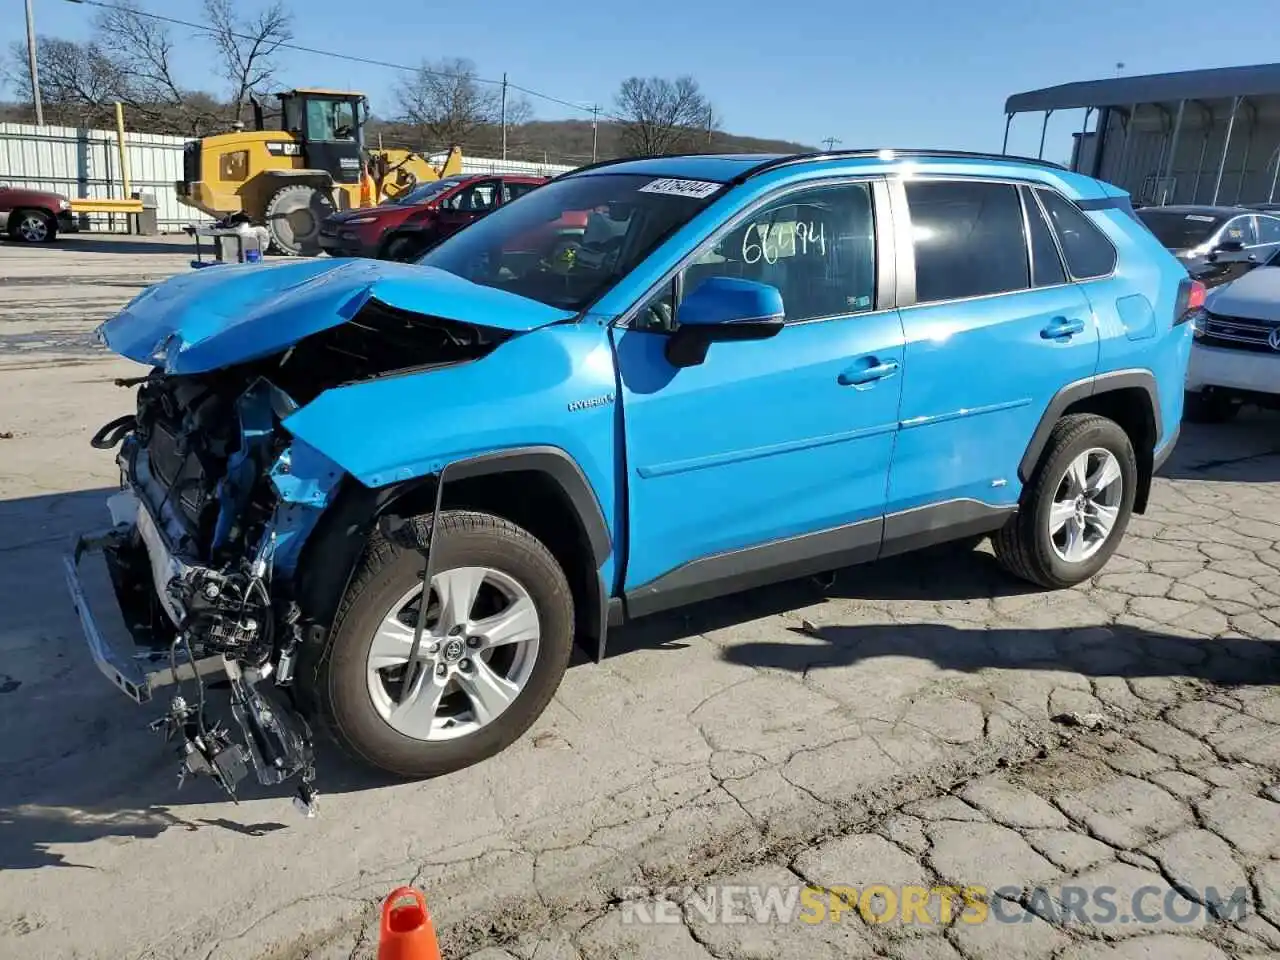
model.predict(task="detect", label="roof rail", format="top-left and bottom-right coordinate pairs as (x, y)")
top-left (555, 148), bottom-right (1069, 183)
top-left (733, 148), bottom-right (1068, 183)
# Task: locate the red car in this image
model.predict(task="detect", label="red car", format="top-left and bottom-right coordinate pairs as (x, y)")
top-left (319, 174), bottom-right (548, 261)
top-left (0, 183), bottom-right (76, 243)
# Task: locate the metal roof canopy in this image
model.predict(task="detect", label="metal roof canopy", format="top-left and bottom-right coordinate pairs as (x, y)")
top-left (1005, 63), bottom-right (1280, 114)
top-left (1001, 64), bottom-right (1280, 205)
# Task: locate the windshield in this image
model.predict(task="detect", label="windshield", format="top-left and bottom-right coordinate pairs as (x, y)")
top-left (1137, 210), bottom-right (1224, 250)
top-left (418, 172), bottom-right (726, 311)
top-left (389, 177), bottom-right (464, 207)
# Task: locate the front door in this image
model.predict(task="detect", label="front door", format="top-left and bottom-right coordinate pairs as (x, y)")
top-left (887, 178), bottom-right (1098, 521)
top-left (613, 179), bottom-right (906, 613)
top-left (436, 179), bottom-right (500, 240)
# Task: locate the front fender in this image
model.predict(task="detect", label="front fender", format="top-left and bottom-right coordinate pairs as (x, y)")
top-left (281, 321), bottom-right (620, 570)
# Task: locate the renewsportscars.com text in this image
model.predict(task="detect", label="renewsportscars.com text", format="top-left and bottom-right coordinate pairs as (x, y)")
top-left (619, 883), bottom-right (1249, 927)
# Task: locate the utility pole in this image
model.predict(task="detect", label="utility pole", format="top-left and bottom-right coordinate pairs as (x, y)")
top-left (591, 105), bottom-right (600, 162)
top-left (706, 107), bottom-right (714, 146)
top-left (500, 72), bottom-right (508, 161)
top-left (25, 0), bottom-right (44, 126)
top-left (822, 136), bottom-right (842, 152)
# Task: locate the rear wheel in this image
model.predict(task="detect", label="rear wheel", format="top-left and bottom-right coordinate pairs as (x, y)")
top-left (9, 209), bottom-right (56, 244)
top-left (311, 510), bottom-right (575, 779)
top-left (1183, 390), bottom-right (1241, 424)
top-left (264, 183), bottom-right (333, 256)
top-left (993, 414), bottom-right (1136, 589)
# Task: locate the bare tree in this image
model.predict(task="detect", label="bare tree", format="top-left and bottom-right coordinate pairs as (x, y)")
top-left (202, 0), bottom-right (293, 125)
top-left (91, 0), bottom-right (217, 132)
top-left (394, 57), bottom-right (504, 148)
top-left (614, 76), bottom-right (715, 155)
top-left (4, 36), bottom-right (123, 126)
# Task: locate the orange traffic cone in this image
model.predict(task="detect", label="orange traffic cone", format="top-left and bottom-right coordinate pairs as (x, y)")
top-left (378, 886), bottom-right (441, 960)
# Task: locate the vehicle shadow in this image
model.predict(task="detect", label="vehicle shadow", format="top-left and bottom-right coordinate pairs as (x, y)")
top-left (39, 236), bottom-right (192, 256)
top-left (1159, 408), bottom-right (1280, 483)
top-left (717, 620), bottom-right (1279, 687)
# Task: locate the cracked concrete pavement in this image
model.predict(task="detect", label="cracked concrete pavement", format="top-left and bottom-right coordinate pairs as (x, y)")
top-left (1, 238), bottom-right (1278, 960)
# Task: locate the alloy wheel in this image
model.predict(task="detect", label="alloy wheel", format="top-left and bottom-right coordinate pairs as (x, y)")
top-left (1047, 447), bottom-right (1124, 564)
top-left (17, 214), bottom-right (48, 242)
top-left (365, 566), bottom-right (541, 742)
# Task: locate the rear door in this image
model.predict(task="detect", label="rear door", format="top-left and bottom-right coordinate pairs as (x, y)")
top-left (1252, 213), bottom-right (1280, 264)
top-left (886, 178), bottom-right (1097, 525)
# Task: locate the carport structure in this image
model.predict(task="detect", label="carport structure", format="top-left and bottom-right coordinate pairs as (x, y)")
top-left (1004, 63), bottom-right (1280, 207)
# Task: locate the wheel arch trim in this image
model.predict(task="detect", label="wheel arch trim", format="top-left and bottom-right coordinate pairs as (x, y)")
top-left (1018, 369), bottom-right (1162, 484)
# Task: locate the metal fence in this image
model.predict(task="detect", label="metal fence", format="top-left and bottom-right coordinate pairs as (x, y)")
top-left (0, 122), bottom-right (577, 233)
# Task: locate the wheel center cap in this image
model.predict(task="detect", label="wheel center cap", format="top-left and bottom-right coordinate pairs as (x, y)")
top-left (442, 638), bottom-right (465, 663)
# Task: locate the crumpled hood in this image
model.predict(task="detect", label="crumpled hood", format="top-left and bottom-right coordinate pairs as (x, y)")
top-left (98, 257), bottom-right (576, 374)
top-left (1205, 265), bottom-right (1280, 321)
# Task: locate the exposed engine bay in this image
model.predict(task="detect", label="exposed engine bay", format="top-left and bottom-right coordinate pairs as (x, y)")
top-left (79, 301), bottom-right (509, 813)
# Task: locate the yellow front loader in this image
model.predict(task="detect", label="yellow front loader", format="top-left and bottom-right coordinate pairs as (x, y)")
top-left (175, 89), bottom-right (463, 256)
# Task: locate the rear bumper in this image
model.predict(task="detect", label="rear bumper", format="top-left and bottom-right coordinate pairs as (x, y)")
top-left (63, 489), bottom-right (222, 705)
top-left (1186, 341), bottom-right (1280, 395)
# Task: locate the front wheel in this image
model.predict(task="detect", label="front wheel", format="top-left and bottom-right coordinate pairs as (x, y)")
top-left (312, 510), bottom-right (574, 779)
top-left (9, 209), bottom-right (56, 243)
top-left (264, 183), bottom-right (333, 256)
top-left (993, 414), bottom-right (1137, 589)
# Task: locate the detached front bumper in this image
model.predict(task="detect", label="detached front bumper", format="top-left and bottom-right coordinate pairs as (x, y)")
top-left (63, 489), bottom-right (222, 705)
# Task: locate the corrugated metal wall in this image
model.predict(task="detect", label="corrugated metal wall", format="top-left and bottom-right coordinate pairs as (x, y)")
top-left (0, 122), bottom-right (577, 233)
top-left (460, 156), bottom-right (575, 177)
top-left (1080, 98), bottom-right (1280, 206)
top-left (0, 122), bottom-right (206, 231)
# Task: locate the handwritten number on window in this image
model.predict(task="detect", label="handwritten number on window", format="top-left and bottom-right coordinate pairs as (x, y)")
top-left (741, 221), bottom-right (826, 264)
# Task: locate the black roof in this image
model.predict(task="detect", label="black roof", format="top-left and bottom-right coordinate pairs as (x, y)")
top-left (1006, 62), bottom-right (1280, 114)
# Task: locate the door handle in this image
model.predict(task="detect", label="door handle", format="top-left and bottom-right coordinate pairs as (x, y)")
top-left (838, 359), bottom-right (900, 386)
top-left (1040, 317), bottom-right (1085, 340)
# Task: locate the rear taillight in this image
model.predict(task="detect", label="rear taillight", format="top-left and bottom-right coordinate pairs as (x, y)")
top-left (1174, 277), bottom-right (1206, 325)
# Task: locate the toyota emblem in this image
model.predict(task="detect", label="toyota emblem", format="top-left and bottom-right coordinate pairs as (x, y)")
top-left (1270, 327), bottom-right (1280, 351)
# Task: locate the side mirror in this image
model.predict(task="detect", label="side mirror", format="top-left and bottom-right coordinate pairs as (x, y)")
top-left (665, 277), bottom-right (785, 368)
top-left (1209, 238), bottom-right (1246, 261)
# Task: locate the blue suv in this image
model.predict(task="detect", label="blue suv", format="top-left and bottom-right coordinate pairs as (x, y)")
top-left (68, 149), bottom-right (1197, 801)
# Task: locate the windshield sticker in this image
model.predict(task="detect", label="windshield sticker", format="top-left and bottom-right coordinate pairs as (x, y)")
top-left (639, 178), bottom-right (722, 199)
top-left (1186, 215), bottom-right (1216, 222)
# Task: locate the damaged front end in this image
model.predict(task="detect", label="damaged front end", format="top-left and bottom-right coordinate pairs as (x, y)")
top-left (66, 270), bottom-right (525, 813)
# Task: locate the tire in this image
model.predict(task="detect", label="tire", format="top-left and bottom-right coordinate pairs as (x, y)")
top-left (993, 414), bottom-right (1137, 589)
top-left (1183, 390), bottom-right (1241, 424)
top-left (9, 209), bottom-right (56, 244)
top-left (310, 510), bottom-right (574, 779)
top-left (379, 232), bottom-right (428, 262)
top-left (264, 183), bottom-right (334, 257)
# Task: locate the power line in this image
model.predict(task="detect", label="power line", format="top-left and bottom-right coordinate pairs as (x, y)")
top-left (62, 0), bottom-right (600, 116)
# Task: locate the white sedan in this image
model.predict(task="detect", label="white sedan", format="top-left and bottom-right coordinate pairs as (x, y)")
top-left (1185, 247), bottom-right (1280, 422)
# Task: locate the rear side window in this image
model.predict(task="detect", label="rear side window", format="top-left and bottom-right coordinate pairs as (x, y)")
top-left (904, 180), bottom-right (1029, 303)
top-left (1259, 216), bottom-right (1280, 244)
top-left (503, 181), bottom-right (540, 203)
top-left (1021, 186), bottom-right (1066, 287)
top-left (1036, 189), bottom-right (1117, 279)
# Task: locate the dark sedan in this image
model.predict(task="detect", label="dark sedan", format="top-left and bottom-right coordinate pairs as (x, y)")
top-left (1136, 204), bottom-right (1280, 287)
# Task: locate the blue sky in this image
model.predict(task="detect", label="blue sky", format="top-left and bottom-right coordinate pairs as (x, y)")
top-left (11, 0), bottom-right (1280, 161)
